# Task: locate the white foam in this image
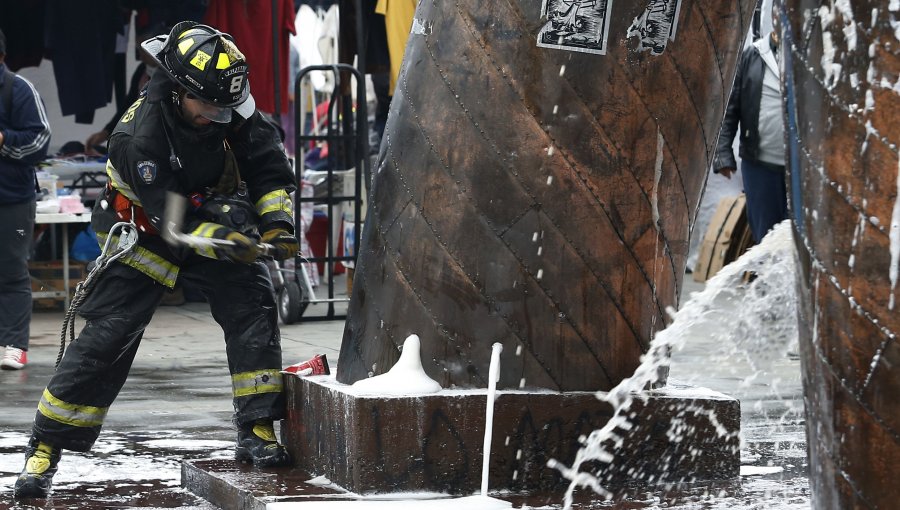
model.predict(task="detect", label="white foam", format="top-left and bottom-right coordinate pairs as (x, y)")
top-left (267, 495), bottom-right (511, 509)
top-left (481, 343), bottom-right (503, 496)
top-left (306, 475), bottom-right (334, 486)
top-left (351, 335), bottom-right (442, 395)
top-left (740, 465), bottom-right (785, 476)
top-left (889, 157), bottom-right (900, 310)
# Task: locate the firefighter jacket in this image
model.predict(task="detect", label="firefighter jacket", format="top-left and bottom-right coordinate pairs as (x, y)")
top-left (97, 72), bottom-right (296, 287)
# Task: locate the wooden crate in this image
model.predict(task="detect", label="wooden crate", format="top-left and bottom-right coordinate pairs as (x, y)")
top-left (30, 260), bottom-right (87, 310)
top-left (693, 194), bottom-right (753, 283)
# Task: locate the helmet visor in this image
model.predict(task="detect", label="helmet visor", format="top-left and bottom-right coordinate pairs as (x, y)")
top-left (185, 93), bottom-right (233, 123)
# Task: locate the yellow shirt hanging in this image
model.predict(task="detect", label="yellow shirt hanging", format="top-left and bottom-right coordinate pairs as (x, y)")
top-left (375, 0), bottom-right (418, 95)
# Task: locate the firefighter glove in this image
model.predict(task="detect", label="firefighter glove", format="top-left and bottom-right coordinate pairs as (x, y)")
top-left (223, 231), bottom-right (260, 264)
top-left (261, 228), bottom-right (299, 262)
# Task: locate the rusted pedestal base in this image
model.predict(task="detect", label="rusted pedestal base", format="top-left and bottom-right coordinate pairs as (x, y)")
top-left (282, 376), bottom-right (740, 495)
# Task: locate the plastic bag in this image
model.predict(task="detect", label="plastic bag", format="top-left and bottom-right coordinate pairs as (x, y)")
top-left (71, 225), bottom-right (102, 262)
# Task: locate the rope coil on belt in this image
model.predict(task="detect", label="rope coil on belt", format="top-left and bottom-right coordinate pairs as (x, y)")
top-left (56, 221), bottom-right (139, 368)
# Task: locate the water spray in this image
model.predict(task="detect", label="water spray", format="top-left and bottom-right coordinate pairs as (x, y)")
top-left (481, 342), bottom-right (503, 497)
top-left (548, 222), bottom-right (799, 507)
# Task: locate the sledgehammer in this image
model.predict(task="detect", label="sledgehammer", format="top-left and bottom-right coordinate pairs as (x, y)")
top-left (162, 191), bottom-right (275, 256)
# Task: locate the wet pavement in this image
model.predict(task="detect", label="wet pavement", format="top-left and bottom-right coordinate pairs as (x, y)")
top-left (1, 280), bottom-right (350, 510)
top-left (0, 274), bottom-right (811, 509)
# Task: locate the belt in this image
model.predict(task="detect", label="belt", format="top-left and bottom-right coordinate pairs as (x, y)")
top-left (108, 184), bottom-right (158, 234)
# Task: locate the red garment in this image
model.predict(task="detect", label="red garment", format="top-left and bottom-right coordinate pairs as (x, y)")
top-left (204, 0), bottom-right (296, 115)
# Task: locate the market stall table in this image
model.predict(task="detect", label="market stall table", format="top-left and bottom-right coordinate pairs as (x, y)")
top-left (34, 212), bottom-right (92, 310)
top-left (40, 159), bottom-right (107, 201)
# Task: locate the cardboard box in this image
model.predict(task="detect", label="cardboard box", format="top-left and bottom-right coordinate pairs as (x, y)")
top-left (30, 260), bottom-right (87, 311)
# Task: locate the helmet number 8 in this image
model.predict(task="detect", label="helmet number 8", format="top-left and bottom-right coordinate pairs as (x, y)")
top-left (229, 75), bottom-right (243, 94)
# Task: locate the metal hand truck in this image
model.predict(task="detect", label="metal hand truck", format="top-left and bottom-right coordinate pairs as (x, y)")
top-left (276, 63), bottom-right (369, 324)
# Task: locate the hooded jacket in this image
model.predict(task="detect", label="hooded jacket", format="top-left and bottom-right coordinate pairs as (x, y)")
top-left (715, 37), bottom-right (782, 172)
top-left (0, 63), bottom-right (50, 204)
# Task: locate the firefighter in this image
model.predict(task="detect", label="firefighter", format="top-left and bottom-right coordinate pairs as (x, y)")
top-left (14, 22), bottom-right (299, 498)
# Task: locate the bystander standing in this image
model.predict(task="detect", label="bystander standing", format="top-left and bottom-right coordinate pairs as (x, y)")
top-left (0, 28), bottom-right (51, 370)
top-left (714, 3), bottom-right (787, 244)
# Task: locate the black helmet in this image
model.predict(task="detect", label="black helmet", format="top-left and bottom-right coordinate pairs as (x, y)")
top-left (142, 21), bottom-right (255, 119)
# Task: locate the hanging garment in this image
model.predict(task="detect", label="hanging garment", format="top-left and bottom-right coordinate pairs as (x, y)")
top-left (45, 0), bottom-right (121, 123)
top-left (291, 5), bottom-right (327, 91)
top-left (374, 0), bottom-right (416, 95)
top-left (113, 19), bottom-right (130, 112)
top-left (134, 0), bottom-right (208, 35)
top-left (0, 0), bottom-right (46, 71)
top-left (299, 0), bottom-right (337, 8)
top-left (336, 0), bottom-right (389, 79)
top-left (205, 0), bottom-right (297, 116)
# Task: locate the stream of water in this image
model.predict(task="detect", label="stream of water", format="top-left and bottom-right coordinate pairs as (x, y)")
top-left (551, 221), bottom-right (810, 509)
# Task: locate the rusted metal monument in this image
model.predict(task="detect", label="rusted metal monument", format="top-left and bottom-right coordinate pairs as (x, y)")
top-left (279, 0), bottom-right (755, 496)
top-left (339, 0), bottom-right (753, 392)
top-left (782, 1), bottom-right (900, 508)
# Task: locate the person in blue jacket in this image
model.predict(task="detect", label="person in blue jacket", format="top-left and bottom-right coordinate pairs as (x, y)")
top-left (0, 28), bottom-right (51, 370)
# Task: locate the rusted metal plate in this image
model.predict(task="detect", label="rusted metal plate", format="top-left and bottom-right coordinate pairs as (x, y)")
top-left (282, 376), bottom-right (739, 494)
top-left (182, 458), bottom-right (343, 510)
top-left (783, 1), bottom-right (900, 508)
top-left (339, 0), bottom-right (755, 391)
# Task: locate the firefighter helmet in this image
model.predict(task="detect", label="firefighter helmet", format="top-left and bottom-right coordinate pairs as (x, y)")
top-left (141, 21), bottom-right (255, 119)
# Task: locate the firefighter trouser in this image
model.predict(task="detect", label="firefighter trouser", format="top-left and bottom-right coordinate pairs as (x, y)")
top-left (31, 257), bottom-right (285, 452)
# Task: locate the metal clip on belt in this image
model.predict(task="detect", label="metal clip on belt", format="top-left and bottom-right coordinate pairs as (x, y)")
top-left (56, 221), bottom-right (139, 368)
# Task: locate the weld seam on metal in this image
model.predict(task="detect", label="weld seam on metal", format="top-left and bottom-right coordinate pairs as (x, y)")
top-left (395, 68), bottom-right (616, 387)
top-left (452, 1), bottom-right (671, 330)
top-left (457, 0), bottom-right (683, 309)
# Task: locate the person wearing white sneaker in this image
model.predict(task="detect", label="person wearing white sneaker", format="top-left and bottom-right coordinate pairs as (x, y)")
top-left (2, 346), bottom-right (28, 370)
top-left (0, 28), bottom-right (51, 372)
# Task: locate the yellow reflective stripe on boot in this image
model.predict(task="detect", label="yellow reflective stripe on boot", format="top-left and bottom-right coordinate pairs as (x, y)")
top-left (232, 370), bottom-right (283, 397)
top-left (189, 222), bottom-right (227, 259)
top-left (38, 389), bottom-right (108, 428)
top-left (96, 233), bottom-right (179, 288)
top-left (26, 443), bottom-right (56, 475)
top-left (255, 190), bottom-right (292, 220)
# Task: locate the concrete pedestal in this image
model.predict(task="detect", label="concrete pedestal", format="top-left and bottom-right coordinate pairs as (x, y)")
top-left (282, 376), bottom-right (740, 495)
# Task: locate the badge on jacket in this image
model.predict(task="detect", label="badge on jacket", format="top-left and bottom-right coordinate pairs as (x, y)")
top-left (137, 161), bottom-right (158, 184)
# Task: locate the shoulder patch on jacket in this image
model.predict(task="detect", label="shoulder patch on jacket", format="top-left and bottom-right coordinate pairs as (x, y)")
top-left (137, 161), bottom-right (158, 184)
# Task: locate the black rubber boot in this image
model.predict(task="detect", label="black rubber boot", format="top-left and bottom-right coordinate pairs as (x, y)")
top-left (14, 438), bottom-right (61, 498)
top-left (235, 419), bottom-right (291, 467)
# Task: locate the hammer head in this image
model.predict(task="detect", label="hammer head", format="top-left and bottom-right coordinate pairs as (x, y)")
top-left (161, 191), bottom-right (237, 252)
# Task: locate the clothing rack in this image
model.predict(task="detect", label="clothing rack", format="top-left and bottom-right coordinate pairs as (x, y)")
top-left (271, 0), bottom-right (367, 124)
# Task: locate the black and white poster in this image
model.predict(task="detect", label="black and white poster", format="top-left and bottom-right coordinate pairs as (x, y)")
top-left (536, 0), bottom-right (613, 55)
top-left (627, 0), bottom-right (683, 56)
